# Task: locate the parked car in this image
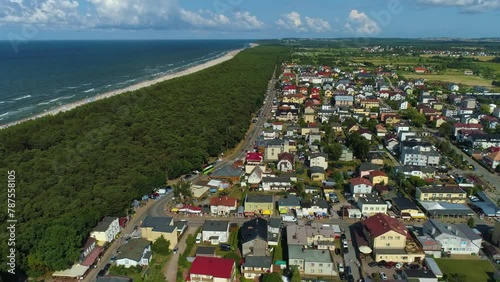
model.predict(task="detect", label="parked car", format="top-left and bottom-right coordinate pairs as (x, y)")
top-left (340, 234), bottom-right (347, 242)
top-left (343, 247), bottom-right (349, 254)
top-left (368, 261), bottom-right (378, 267)
top-left (377, 260), bottom-right (387, 268)
top-left (220, 243), bottom-right (232, 251)
top-left (386, 261), bottom-right (396, 268)
top-left (109, 256), bottom-right (116, 263)
top-left (345, 266), bottom-right (352, 275)
top-left (195, 233), bottom-right (202, 244)
top-left (343, 241), bottom-right (349, 249)
top-left (380, 272), bottom-right (388, 280)
top-left (395, 262), bottom-right (403, 269)
top-left (394, 273), bottom-right (403, 280)
top-left (335, 248), bottom-right (341, 255)
top-left (338, 263), bottom-right (344, 273)
top-left (347, 275), bottom-right (354, 282)
top-left (97, 269), bottom-right (106, 277)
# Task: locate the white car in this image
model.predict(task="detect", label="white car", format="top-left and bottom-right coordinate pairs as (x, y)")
top-left (395, 262), bottom-right (403, 269)
top-left (380, 272), bottom-right (388, 280)
top-left (338, 263), bottom-right (344, 273)
top-left (195, 233), bottom-right (202, 244)
top-left (343, 241), bottom-right (349, 249)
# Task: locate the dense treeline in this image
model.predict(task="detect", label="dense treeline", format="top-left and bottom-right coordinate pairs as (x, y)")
top-left (0, 46), bottom-right (289, 277)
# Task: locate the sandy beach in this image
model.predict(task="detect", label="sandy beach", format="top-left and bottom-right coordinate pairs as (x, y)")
top-left (1, 44), bottom-right (258, 130)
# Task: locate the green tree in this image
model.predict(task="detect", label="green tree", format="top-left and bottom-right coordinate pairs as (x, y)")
top-left (325, 143), bottom-right (343, 161)
top-left (262, 272), bottom-right (282, 282)
top-left (290, 266), bottom-right (301, 282)
top-left (223, 252), bottom-right (240, 264)
top-left (467, 217), bottom-right (475, 228)
top-left (438, 122), bottom-right (453, 138)
top-left (152, 235), bottom-right (170, 255)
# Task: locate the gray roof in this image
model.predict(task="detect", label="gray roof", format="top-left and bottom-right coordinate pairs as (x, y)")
top-left (391, 197), bottom-right (419, 211)
top-left (203, 220), bottom-right (229, 232)
top-left (288, 245), bottom-right (333, 263)
top-left (242, 256), bottom-right (272, 268)
top-left (141, 216), bottom-right (176, 233)
top-left (261, 176), bottom-right (292, 183)
top-left (116, 238), bottom-right (150, 262)
top-left (240, 218), bottom-right (268, 243)
top-left (417, 186), bottom-right (465, 194)
top-left (93, 217), bottom-right (118, 232)
top-left (210, 163), bottom-right (244, 178)
top-left (196, 246), bottom-right (216, 255)
top-left (359, 162), bottom-right (379, 172)
top-left (310, 166), bottom-right (325, 174)
top-left (266, 139), bottom-right (285, 146)
top-left (425, 219), bottom-right (481, 241)
top-left (277, 195), bottom-right (301, 207)
top-left (246, 194), bottom-right (273, 204)
top-left (269, 218), bottom-right (281, 229)
top-left (404, 269), bottom-right (437, 279)
top-left (357, 194), bottom-right (385, 205)
top-left (174, 221), bottom-right (187, 231)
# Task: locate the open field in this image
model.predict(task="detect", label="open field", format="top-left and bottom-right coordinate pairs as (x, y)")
top-left (402, 72), bottom-right (495, 87)
top-left (420, 54), bottom-right (496, 61)
top-left (435, 259), bottom-right (495, 282)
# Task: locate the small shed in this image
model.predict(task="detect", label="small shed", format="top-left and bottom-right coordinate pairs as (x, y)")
top-left (424, 257), bottom-right (443, 278)
top-left (347, 208), bottom-right (362, 219)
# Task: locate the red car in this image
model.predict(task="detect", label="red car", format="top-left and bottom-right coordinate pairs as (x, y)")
top-left (385, 261), bottom-right (396, 268)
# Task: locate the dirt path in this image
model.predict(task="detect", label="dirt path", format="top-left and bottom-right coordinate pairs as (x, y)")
top-left (163, 226), bottom-right (198, 282)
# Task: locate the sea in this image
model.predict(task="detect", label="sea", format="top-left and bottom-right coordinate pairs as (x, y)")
top-left (0, 40), bottom-right (251, 125)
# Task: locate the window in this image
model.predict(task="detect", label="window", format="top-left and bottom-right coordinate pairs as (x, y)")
top-left (396, 236), bottom-right (400, 240)
top-left (388, 236), bottom-right (393, 240)
top-left (319, 264), bottom-right (323, 267)
top-left (386, 243), bottom-right (391, 247)
top-left (381, 236), bottom-right (386, 240)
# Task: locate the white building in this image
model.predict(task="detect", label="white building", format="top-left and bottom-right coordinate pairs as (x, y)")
top-left (423, 219), bottom-right (482, 255)
top-left (115, 238), bottom-right (152, 268)
top-left (357, 194), bottom-right (388, 216)
top-left (90, 217), bottom-right (120, 243)
top-left (202, 220), bottom-right (230, 245)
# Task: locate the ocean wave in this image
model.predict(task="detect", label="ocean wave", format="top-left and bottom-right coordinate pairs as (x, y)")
top-left (12, 95), bottom-right (32, 101)
top-left (37, 101), bottom-right (51, 105)
top-left (82, 83), bottom-right (92, 86)
top-left (0, 112), bottom-right (10, 118)
top-left (105, 84), bottom-right (112, 88)
top-left (49, 97), bottom-right (61, 103)
top-left (84, 88), bottom-right (95, 93)
top-left (0, 101), bottom-right (5, 104)
top-left (67, 86), bottom-right (79, 89)
top-left (61, 94), bottom-right (75, 100)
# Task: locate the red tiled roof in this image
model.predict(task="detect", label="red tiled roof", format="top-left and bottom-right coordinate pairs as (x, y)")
top-left (350, 177), bottom-right (372, 187)
top-left (246, 152), bottom-right (263, 162)
top-left (369, 170), bottom-right (387, 177)
top-left (210, 196), bottom-right (237, 207)
top-left (81, 246), bottom-right (102, 266)
top-left (487, 150), bottom-right (500, 161)
top-left (453, 123), bottom-right (483, 129)
top-left (361, 213), bottom-right (408, 238)
top-left (188, 256), bottom-right (234, 279)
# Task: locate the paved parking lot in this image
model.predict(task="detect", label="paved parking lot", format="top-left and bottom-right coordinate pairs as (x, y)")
top-left (361, 259), bottom-right (402, 280)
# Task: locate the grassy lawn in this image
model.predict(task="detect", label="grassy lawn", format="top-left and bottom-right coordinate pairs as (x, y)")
top-left (273, 238), bottom-right (283, 262)
top-left (403, 72), bottom-right (494, 87)
top-left (435, 259), bottom-right (495, 282)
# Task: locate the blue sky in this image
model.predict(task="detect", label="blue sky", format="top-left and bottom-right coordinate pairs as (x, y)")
top-left (1, 0), bottom-right (499, 40)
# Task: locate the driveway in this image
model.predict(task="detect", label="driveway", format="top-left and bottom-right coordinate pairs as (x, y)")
top-left (163, 226), bottom-right (198, 282)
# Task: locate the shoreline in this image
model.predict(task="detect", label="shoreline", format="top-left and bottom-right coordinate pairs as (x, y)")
top-left (1, 44), bottom-right (258, 130)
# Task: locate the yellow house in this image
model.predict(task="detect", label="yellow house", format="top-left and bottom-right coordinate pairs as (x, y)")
top-left (369, 171), bottom-right (389, 186)
top-left (324, 90), bottom-right (333, 98)
top-left (331, 123), bottom-right (343, 133)
top-left (347, 124), bottom-right (360, 133)
top-left (282, 94), bottom-right (305, 104)
top-left (310, 167), bottom-right (326, 182)
top-left (432, 103), bottom-right (443, 111)
top-left (360, 99), bottom-right (380, 110)
top-left (415, 186), bottom-right (467, 204)
top-left (303, 114), bottom-right (316, 123)
top-left (244, 194), bottom-right (274, 216)
top-left (361, 213), bottom-right (425, 263)
top-left (353, 108), bottom-right (370, 116)
top-left (141, 216), bottom-right (178, 249)
top-left (435, 118), bottom-right (446, 128)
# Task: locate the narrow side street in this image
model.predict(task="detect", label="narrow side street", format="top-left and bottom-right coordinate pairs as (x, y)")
top-left (163, 226), bottom-right (198, 282)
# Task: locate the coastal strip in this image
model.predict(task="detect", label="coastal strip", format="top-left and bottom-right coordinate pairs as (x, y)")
top-left (0, 44), bottom-right (258, 130)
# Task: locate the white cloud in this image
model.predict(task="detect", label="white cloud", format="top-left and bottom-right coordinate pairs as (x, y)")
top-left (345, 9), bottom-right (381, 35)
top-left (0, 0), bottom-right (264, 31)
top-left (417, 0), bottom-right (500, 12)
top-left (276, 11), bottom-right (331, 33)
top-left (0, 0), bottom-right (81, 26)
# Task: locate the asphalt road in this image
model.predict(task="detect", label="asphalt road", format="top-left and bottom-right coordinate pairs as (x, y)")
top-left (435, 136), bottom-right (500, 192)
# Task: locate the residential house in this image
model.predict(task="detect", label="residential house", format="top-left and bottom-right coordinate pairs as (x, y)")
top-left (210, 196), bottom-right (238, 216)
top-left (308, 153), bottom-right (328, 170)
top-left (277, 152), bottom-right (295, 172)
top-left (267, 218), bottom-right (281, 246)
top-left (241, 256), bottom-right (273, 280)
top-left (423, 219), bottom-right (482, 255)
top-left (247, 166), bottom-right (264, 187)
top-left (400, 140), bottom-right (441, 166)
top-left (90, 217), bottom-right (120, 244)
top-left (306, 222), bottom-right (337, 250)
top-left (375, 124), bottom-right (388, 137)
top-left (383, 134), bottom-right (400, 152)
top-left (340, 146), bottom-right (354, 162)
top-left (195, 246), bottom-right (217, 257)
top-left (261, 176), bottom-right (292, 192)
top-left (357, 194), bottom-right (388, 216)
top-left (369, 170), bottom-right (389, 186)
top-left (350, 178), bottom-right (373, 196)
top-left (360, 213), bottom-right (425, 263)
top-left (277, 195), bottom-right (301, 214)
top-left (115, 238), bottom-right (152, 268)
top-left (264, 139), bottom-right (284, 161)
top-left (368, 152), bottom-right (384, 166)
top-left (188, 256), bottom-right (236, 282)
top-left (300, 198), bottom-right (329, 216)
top-left (391, 197), bottom-right (426, 220)
top-left (310, 166), bottom-right (326, 182)
top-left (357, 162), bottom-right (378, 178)
top-left (288, 245), bottom-right (336, 276)
top-left (240, 218), bottom-right (269, 257)
top-left (210, 162), bottom-right (245, 183)
top-left (360, 98), bottom-right (380, 110)
top-left (80, 237), bottom-right (101, 267)
top-left (395, 166), bottom-right (437, 179)
top-left (331, 123), bottom-right (343, 133)
top-left (245, 152), bottom-right (265, 174)
top-left (467, 133), bottom-right (500, 149)
top-left (202, 220), bottom-right (230, 245)
top-left (402, 270), bottom-right (438, 282)
top-left (453, 123), bottom-right (483, 137)
top-left (301, 123), bottom-right (320, 136)
top-left (140, 216), bottom-right (178, 249)
top-left (415, 186), bottom-right (467, 204)
top-left (334, 95), bottom-right (354, 106)
top-left (244, 194), bottom-right (274, 216)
